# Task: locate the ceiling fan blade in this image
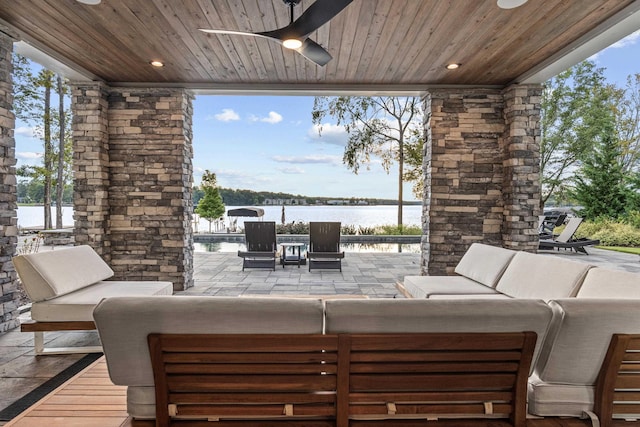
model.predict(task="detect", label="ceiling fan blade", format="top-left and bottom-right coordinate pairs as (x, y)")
top-left (198, 28), bottom-right (275, 43)
top-left (261, 0), bottom-right (353, 40)
top-left (296, 38), bottom-right (332, 66)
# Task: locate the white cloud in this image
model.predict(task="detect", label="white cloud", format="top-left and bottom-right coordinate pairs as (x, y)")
top-left (213, 109), bottom-right (240, 122)
top-left (250, 111), bottom-right (283, 124)
top-left (307, 123), bottom-right (349, 146)
top-left (276, 166), bottom-right (305, 174)
top-left (272, 154), bottom-right (342, 166)
top-left (15, 126), bottom-right (37, 138)
top-left (208, 168), bottom-right (275, 188)
top-left (610, 30), bottom-right (640, 49)
top-left (16, 151), bottom-right (42, 160)
top-left (590, 30), bottom-right (640, 60)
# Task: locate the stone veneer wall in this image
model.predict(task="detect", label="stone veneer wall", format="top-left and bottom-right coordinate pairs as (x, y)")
top-left (0, 33), bottom-right (19, 333)
top-left (71, 85), bottom-right (194, 290)
top-left (421, 86), bottom-right (540, 275)
top-left (71, 83), bottom-right (111, 258)
top-left (501, 84), bottom-right (542, 252)
top-left (106, 88), bottom-right (194, 290)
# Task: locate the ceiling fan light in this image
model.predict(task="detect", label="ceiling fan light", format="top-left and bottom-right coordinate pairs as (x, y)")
top-left (76, 0), bottom-right (101, 5)
top-left (446, 63), bottom-right (460, 70)
top-left (282, 38), bottom-right (303, 49)
top-left (150, 60), bottom-right (164, 67)
top-left (497, 0), bottom-right (528, 9)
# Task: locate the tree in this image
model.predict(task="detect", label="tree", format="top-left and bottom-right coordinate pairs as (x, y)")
top-left (540, 61), bottom-right (612, 208)
top-left (614, 73), bottom-right (640, 175)
top-left (195, 170), bottom-right (226, 232)
top-left (13, 54), bottom-right (73, 228)
top-left (55, 75), bottom-right (66, 228)
top-left (312, 96), bottom-right (423, 228)
top-left (572, 126), bottom-right (628, 219)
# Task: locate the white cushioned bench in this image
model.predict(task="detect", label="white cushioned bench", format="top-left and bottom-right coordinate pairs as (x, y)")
top-left (13, 245), bottom-right (173, 354)
top-left (401, 243), bottom-right (592, 301)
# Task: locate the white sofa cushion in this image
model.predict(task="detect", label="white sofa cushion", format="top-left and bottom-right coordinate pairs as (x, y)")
top-left (402, 275), bottom-right (500, 299)
top-left (576, 267), bottom-right (640, 298)
top-left (495, 251), bottom-right (592, 300)
top-left (30, 280), bottom-right (173, 322)
top-left (428, 293), bottom-right (511, 299)
top-left (13, 245), bottom-right (114, 301)
top-left (528, 299), bottom-right (640, 417)
top-left (535, 299), bottom-right (640, 385)
top-left (454, 243), bottom-right (516, 287)
top-left (94, 296), bottom-right (325, 386)
top-left (127, 386), bottom-right (156, 420)
top-left (527, 375), bottom-right (595, 417)
top-left (325, 298), bottom-right (553, 374)
top-left (94, 296), bottom-right (325, 419)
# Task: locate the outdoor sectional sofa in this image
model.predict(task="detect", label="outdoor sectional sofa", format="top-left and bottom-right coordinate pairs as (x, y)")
top-left (14, 242), bottom-right (640, 426)
top-left (93, 290), bottom-right (640, 427)
top-left (12, 245), bottom-right (173, 354)
top-left (400, 243), bottom-right (640, 424)
top-left (94, 296), bottom-right (554, 426)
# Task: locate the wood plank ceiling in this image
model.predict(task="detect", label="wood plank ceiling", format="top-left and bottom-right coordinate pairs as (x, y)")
top-left (0, 0), bottom-right (637, 90)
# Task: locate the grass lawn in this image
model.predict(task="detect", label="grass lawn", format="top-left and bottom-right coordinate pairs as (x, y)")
top-left (598, 246), bottom-right (640, 255)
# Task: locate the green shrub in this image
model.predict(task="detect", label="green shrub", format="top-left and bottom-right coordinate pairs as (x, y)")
top-left (276, 222), bottom-right (309, 234)
top-left (357, 226), bottom-right (376, 235)
top-left (622, 210), bottom-right (640, 228)
top-left (341, 224), bottom-right (358, 235)
top-left (377, 224), bottom-right (422, 235)
top-left (574, 218), bottom-right (640, 247)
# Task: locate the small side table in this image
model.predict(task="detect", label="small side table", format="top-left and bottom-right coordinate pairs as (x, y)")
top-left (280, 243), bottom-right (306, 268)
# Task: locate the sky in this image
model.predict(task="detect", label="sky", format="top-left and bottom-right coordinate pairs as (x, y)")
top-left (13, 30), bottom-right (640, 201)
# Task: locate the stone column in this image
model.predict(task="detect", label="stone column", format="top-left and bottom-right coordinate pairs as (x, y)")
top-left (0, 32), bottom-right (20, 333)
top-left (71, 82), bottom-right (111, 258)
top-left (421, 86), bottom-right (542, 275)
top-left (501, 84), bottom-right (542, 252)
top-left (106, 88), bottom-right (194, 290)
top-left (421, 89), bottom-right (506, 275)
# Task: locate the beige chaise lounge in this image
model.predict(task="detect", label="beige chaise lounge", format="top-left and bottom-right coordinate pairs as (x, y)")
top-left (13, 245), bottom-right (173, 355)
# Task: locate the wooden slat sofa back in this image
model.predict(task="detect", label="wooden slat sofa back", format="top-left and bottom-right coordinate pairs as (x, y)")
top-left (148, 333), bottom-right (340, 427)
top-left (344, 332), bottom-right (537, 427)
top-left (148, 332), bottom-right (537, 427)
top-left (595, 334), bottom-right (640, 427)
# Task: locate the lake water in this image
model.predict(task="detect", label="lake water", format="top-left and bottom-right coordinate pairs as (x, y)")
top-left (17, 204), bottom-right (423, 253)
top-left (195, 205), bottom-right (423, 232)
top-left (16, 204), bottom-right (423, 230)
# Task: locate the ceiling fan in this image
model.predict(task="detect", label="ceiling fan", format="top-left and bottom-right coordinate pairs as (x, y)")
top-left (199, 0), bottom-right (353, 66)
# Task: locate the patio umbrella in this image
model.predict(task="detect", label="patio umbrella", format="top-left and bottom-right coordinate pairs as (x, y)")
top-left (281, 206), bottom-right (286, 225)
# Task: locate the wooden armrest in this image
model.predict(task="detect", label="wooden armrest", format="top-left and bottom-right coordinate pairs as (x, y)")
top-left (21, 320), bottom-right (96, 332)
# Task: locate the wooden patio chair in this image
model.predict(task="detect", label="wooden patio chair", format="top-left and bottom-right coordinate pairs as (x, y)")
top-left (237, 221), bottom-right (277, 271)
top-left (308, 222), bottom-right (345, 272)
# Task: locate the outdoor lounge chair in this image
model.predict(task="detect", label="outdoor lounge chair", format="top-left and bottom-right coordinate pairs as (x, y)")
top-left (237, 221), bottom-right (277, 270)
top-left (539, 213), bottom-right (567, 238)
top-left (308, 221), bottom-right (345, 272)
top-left (539, 217), bottom-right (600, 255)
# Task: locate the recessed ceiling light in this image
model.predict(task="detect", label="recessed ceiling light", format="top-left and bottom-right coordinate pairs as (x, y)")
top-left (150, 61), bottom-right (164, 67)
top-left (76, 0), bottom-right (101, 5)
top-left (497, 0), bottom-right (528, 9)
top-left (446, 63), bottom-right (460, 70)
